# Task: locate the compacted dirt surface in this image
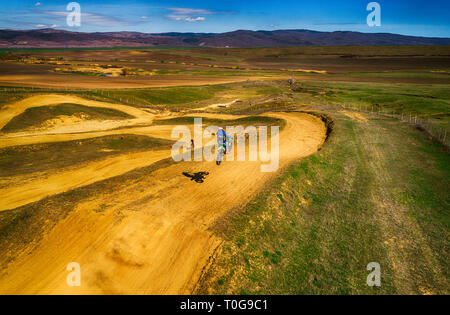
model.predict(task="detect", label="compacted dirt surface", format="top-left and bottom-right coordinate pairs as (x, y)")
top-left (0, 95), bottom-right (326, 294)
top-left (0, 74), bottom-right (276, 89)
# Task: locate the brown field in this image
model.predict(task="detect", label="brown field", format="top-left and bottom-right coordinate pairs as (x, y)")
top-left (1, 46), bottom-right (449, 88)
top-left (0, 73), bottom-right (274, 89)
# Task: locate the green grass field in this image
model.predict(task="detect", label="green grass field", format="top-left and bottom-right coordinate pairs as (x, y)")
top-left (153, 115), bottom-right (285, 128)
top-left (290, 81), bottom-right (450, 127)
top-left (198, 110), bottom-right (449, 295)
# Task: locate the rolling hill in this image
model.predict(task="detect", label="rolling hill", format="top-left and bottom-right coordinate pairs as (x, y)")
top-left (1, 28), bottom-right (449, 48)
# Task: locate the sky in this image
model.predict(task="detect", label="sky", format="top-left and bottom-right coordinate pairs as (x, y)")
top-left (0, 0), bottom-right (449, 37)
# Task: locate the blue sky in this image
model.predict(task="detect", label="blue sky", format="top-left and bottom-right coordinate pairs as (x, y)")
top-left (1, 0), bottom-right (449, 37)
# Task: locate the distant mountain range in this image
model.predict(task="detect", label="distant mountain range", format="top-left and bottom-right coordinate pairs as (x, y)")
top-left (1, 28), bottom-right (449, 48)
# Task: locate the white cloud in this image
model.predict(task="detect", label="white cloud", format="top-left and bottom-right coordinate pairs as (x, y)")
top-left (167, 8), bottom-right (214, 15)
top-left (165, 7), bottom-right (213, 23)
top-left (83, 12), bottom-right (129, 26)
top-left (141, 16), bottom-right (147, 20)
top-left (166, 15), bottom-right (205, 22)
top-left (35, 23), bottom-right (46, 28)
top-left (186, 17), bottom-right (205, 22)
top-left (37, 10), bottom-right (65, 17)
top-left (35, 2), bottom-right (41, 7)
top-left (38, 10), bottom-right (135, 27)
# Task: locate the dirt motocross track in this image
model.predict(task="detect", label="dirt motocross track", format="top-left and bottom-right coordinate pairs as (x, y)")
top-left (0, 95), bottom-right (326, 294)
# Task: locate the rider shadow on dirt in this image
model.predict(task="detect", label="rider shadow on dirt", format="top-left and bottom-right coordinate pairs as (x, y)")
top-left (182, 171), bottom-right (210, 183)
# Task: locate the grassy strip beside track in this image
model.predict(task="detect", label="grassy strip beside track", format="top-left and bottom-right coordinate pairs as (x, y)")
top-left (153, 116), bottom-right (285, 128)
top-left (198, 110), bottom-right (449, 294)
top-left (0, 135), bottom-right (173, 177)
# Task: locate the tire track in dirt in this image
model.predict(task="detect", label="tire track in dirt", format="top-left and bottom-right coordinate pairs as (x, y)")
top-left (0, 150), bottom-right (172, 211)
top-left (0, 94), bottom-right (154, 131)
top-left (0, 125), bottom-right (177, 148)
top-left (0, 98), bottom-right (326, 294)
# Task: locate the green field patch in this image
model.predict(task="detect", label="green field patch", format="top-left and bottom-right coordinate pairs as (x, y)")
top-left (102, 85), bottom-right (227, 107)
top-left (95, 82), bottom-right (284, 109)
top-left (293, 81), bottom-right (450, 127)
top-left (348, 71), bottom-right (450, 79)
top-left (0, 134), bottom-right (173, 177)
top-left (153, 115), bottom-right (285, 129)
top-left (198, 111), bottom-right (449, 295)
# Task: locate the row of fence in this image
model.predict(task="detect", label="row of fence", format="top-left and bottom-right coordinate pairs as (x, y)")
top-left (340, 103), bottom-right (449, 149)
top-left (1, 86), bottom-right (448, 148)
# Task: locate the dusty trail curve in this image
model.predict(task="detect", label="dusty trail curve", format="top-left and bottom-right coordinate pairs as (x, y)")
top-left (0, 94), bottom-right (155, 130)
top-left (0, 94), bottom-right (326, 294)
top-left (0, 150), bottom-right (172, 211)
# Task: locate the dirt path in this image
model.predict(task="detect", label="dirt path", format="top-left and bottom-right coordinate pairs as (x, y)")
top-left (0, 125), bottom-right (178, 148)
top-left (194, 100), bottom-right (239, 111)
top-left (0, 150), bottom-right (171, 211)
top-left (0, 110), bottom-right (326, 294)
top-left (0, 75), bottom-right (280, 89)
top-left (340, 110), bottom-right (368, 123)
top-left (0, 97), bottom-right (245, 149)
top-left (0, 94), bottom-right (155, 131)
